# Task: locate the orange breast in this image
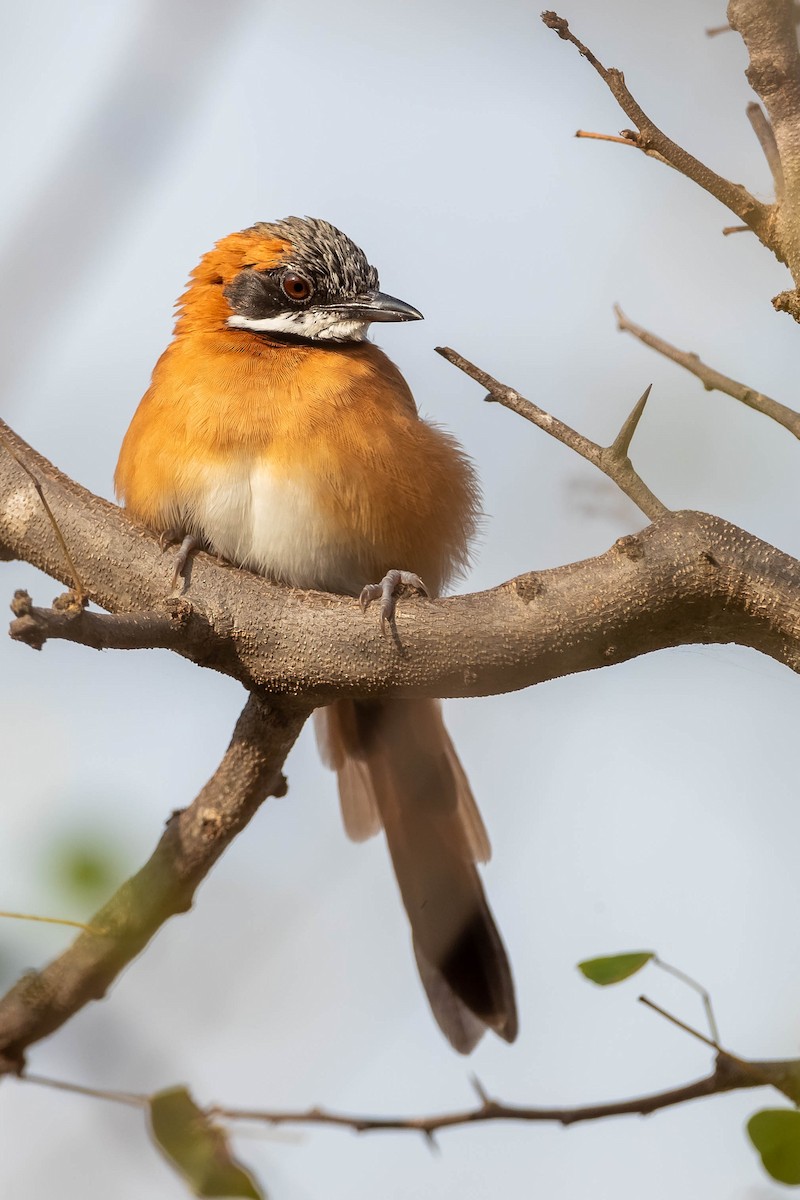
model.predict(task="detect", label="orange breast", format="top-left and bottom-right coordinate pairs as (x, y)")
top-left (115, 332), bottom-right (479, 596)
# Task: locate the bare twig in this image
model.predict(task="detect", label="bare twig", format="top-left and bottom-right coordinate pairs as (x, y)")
top-left (651, 955), bottom-right (721, 1047)
top-left (575, 128), bottom-right (674, 168)
top-left (541, 11), bottom-right (775, 249)
top-left (721, 224), bottom-right (753, 235)
top-left (614, 305), bottom-right (800, 439)
top-left (638, 996), bottom-right (723, 1054)
top-left (209, 1072), bottom-right (747, 1132)
top-left (436, 344), bottom-right (667, 520)
top-left (747, 101), bottom-right (786, 201)
top-left (0, 695), bottom-right (306, 1072)
top-left (575, 129), bottom-right (639, 147)
top-left (706, 21), bottom-right (735, 36)
top-left (24, 1072), bottom-right (145, 1108)
top-left (9, 591), bottom-right (202, 654)
top-left (11, 1055), bottom-right (783, 1138)
top-left (637, 996), bottom-right (800, 1101)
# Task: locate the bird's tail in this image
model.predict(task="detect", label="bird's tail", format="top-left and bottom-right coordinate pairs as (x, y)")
top-left (316, 697), bottom-right (517, 1053)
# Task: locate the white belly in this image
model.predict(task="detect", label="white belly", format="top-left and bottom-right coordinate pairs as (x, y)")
top-left (189, 463), bottom-right (368, 594)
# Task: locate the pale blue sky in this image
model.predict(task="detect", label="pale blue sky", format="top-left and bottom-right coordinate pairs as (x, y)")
top-left (0, 2), bottom-right (797, 1197)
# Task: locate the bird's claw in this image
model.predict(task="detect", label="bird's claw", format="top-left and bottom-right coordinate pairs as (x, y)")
top-left (161, 532), bottom-right (200, 591)
top-left (359, 569), bottom-right (429, 634)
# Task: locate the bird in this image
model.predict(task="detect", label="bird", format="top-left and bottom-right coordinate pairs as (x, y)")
top-left (115, 216), bottom-right (517, 1052)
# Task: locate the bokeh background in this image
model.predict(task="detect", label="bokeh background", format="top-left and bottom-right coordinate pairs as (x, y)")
top-left (1, 1), bottom-right (798, 1196)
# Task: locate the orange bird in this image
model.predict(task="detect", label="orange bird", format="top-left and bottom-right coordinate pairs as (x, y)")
top-left (115, 217), bottom-right (517, 1052)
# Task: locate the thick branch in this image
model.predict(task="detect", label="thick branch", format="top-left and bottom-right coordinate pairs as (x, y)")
top-left (541, 11), bottom-right (776, 250)
top-left (729, 0), bottom-right (800, 287)
top-left (614, 306), bottom-right (800, 439)
top-left (3, 421), bottom-right (800, 699)
top-left (0, 695), bottom-right (308, 1072)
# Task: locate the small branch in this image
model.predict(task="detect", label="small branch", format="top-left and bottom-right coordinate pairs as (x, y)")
top-left (8, 591), bottom-right (204, 654)
top-left (652, 955), bottom-right (721, 1047)
top-left (0, 695), bottom-right (307, 1072)
top-left (614, 306), bottom-right (800, 439)
top-left (14, 1056), bottom-right (780, 1138)
top-left (541, 11), bottom-right (774, 249)
top-left (436, 344), bottom-right (668, 520)
top-left (211, 1057), bottom-right (770, 1134)
top-left (576, 128), bottom-right (674, 169)
top-left (706, 21), bottom-right (735, 36)
top-left (638, 996), bottom-right (723, 1054)
top-left (575, 129), bottom-right (638, 147)
top-left (747, 101), bottom-right (786, 201)
top-left (637, 996), bottom-right (800, 1100)
top-left (24, 1071), bottom-right (145, 1109)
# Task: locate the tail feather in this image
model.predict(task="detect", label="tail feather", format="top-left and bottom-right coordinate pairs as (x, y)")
top-left (315, 697), bottom-right (517, 1051)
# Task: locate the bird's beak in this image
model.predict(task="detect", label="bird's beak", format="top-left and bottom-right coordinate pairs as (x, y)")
top-left (324, 291), bottom-right (424, 324)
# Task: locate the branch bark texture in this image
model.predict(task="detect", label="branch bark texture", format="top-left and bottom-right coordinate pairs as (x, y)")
top-left (3, 420), bottom-right (800, 706)
top-left (730, 0), bottom-right (800, 283)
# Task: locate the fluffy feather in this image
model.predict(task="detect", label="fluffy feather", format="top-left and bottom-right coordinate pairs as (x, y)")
top-left (115, 219), bottom-right (517, 1051)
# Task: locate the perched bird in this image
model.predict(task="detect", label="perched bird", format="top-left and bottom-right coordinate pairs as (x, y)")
top-left (115, 217), bottom-right (517, 1052)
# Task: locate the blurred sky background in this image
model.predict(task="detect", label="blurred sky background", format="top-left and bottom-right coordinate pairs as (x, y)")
top-left (1, 1), bottom-right (798, 1197)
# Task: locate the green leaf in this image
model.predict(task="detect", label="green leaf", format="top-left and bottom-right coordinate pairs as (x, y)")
top-left (577, 951), bottom-right (654, 986)
top-left (748, 1109), bottom-right (800, 1185)
top-left (148, 1087), bottom-right (264, 1199)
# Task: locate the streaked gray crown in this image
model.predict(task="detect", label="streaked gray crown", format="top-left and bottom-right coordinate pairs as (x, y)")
top-left (249, 216), bottom-right (379, 300)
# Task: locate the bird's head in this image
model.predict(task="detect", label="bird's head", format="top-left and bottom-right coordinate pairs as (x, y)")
top-left (176, 216), bottom-right (422, 342)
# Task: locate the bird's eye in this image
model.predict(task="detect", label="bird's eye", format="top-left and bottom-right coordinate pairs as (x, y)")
top-left (281, 273), bottom-right (313, 302)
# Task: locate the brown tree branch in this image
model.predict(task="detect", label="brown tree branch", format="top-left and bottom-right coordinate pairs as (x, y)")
top-left (8, 590), bottom-right (200, 653)
top-left (17, 1050), bottom-right (800, 1140)
top-left (729, 0), bottom-right (800, 308)
top-left (4, 419), bottom-right (800, 696)
top-left (575, 128), bottom-right (673, 168)
top-left (436, 345), bottom-right (667, 519)
top-left (541, 11), bottom-right (776, 250)
top-left (209, 1056), bottom-right (770, 1135)
top-left (0, 694), bottom-right (307, 1073)
top-left (614, 305), bottom-right (800, 439)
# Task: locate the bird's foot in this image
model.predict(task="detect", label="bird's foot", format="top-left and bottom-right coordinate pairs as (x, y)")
top-left (160, 529), bottom-right (201, 591)
top-left (359, 569), bottom-right (429, 635)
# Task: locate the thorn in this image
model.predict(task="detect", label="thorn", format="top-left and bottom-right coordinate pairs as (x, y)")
top-left (422, 1128), bottom-right (440, 1154)
top-left (470, 1074), bottom-right (490, 1106)
top-left (610, 384), bottom-right (652, 458)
